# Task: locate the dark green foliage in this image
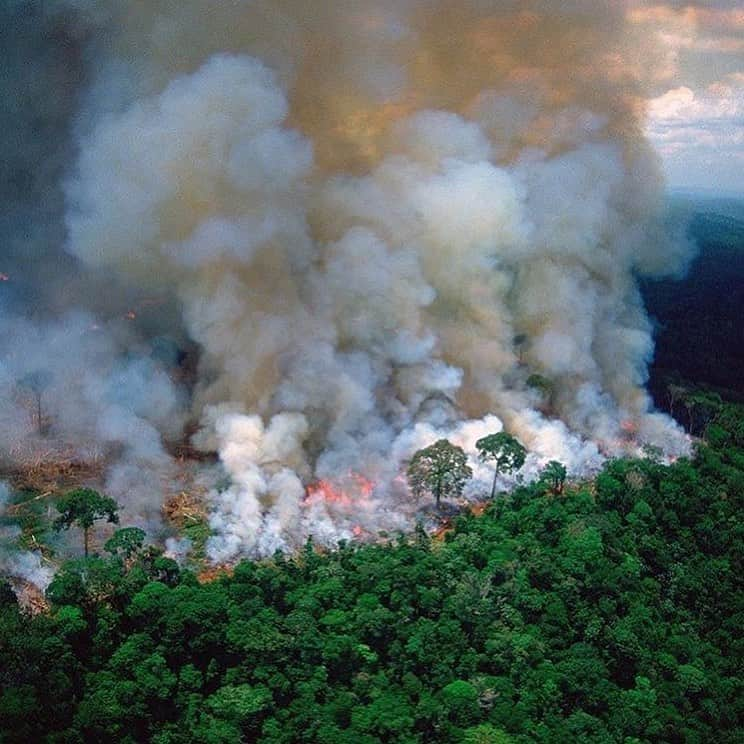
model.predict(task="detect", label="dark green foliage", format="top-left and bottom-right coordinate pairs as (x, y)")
top-left (540, 460), bottom-right (567, 494)
top-left (105, 527), bottom-right (147, 560)
top-left (0, 580), bottom-right (16, 608)
top-left (0, 404), bottom-right (742, 742)
top-left (407, 439), bottom-right (473, 509)
top-left (4, 488), bottom-right (55, 554)
top-left (181, 518), bottom-right (211, 563)
top-left (54, 488), bottom-right (119, 557)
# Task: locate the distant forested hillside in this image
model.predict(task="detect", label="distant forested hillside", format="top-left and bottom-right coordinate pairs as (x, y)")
top-left (643, 198), bottom-right (744, 404)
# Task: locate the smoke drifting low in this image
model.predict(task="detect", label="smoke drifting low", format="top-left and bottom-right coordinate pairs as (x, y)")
top-left (1, 1), bottom-right (694, 570)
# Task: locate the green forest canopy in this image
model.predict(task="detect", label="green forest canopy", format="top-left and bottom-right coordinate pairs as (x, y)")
top-left (1, 398), bottom-right (742, 743)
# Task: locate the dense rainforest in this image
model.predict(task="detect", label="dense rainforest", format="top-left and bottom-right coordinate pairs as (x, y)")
top-left (1, 393), bottom-right (742, 743)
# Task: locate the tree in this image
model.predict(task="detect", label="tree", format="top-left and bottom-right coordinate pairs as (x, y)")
top-left (513, 334), bottom-right (528, 363)
top-left (19, 370), bottom-right (52, 435)
top-left (683, 390), bottom-right (722, 435)
top-left (440, 679), bottom-right (480, 726)
top-left (105, 527), bottom-right (146, 562)
top-left (0, 580), bottom-right (17, 609)
top-left (475, 432), bottom-right (527, 499)
top-left (54, 488), bottom-right (119, 557)
top-left (46, 556), bottom-right (124, 608)
top-left (541, 461), bottom-right (567, 494)
top-left (407, 439), bottom-right (472, 510)
top-left (666, 383), bottom-right (688, 419)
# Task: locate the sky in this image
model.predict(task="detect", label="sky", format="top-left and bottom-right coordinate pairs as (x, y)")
top-left (630, 2), bottom-right (744, 196)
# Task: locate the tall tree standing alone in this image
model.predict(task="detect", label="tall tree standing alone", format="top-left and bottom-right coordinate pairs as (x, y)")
top-left (54, 488), bottom-right (119, 557)
top-left (475, 432), bottom-right (527, 499)
top-left (20, 370), bottom-right (52, 435)
top-left (407, 439), bottom-right (472, 510)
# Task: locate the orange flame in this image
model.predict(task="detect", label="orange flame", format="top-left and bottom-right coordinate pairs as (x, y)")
top-left (350, 472), bottom-right (375, 496)
top-left (305, 471), bottom-right (377, 508)
top-left (305, 479), bottom-right (353, 506)
top-left (620, 419), bottom-right (638, 435)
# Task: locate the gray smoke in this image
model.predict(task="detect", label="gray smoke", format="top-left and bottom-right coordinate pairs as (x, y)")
top-left (0, 1), bottom-right (695, 570)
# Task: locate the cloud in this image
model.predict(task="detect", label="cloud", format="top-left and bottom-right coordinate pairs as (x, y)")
top-left (647, 82), bottom-right (744, 148)
top-left (646, 77), bottom-right (744, 191)
top-left (625, 3), bottom-right (743, 192)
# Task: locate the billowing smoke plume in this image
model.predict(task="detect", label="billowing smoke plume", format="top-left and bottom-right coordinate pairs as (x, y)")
top-left (1, 1), bottom-right (694, 568)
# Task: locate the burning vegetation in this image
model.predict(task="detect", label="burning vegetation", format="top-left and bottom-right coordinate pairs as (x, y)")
top-left (0, 0), bottom-right (696, 577)
top-left (0, 2), bottom-right (739, 741)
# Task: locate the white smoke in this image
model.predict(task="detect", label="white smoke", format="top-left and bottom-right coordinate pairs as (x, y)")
top-left (0, 481), bottom-right (54, 591)
top-left (164, 536), bottom-right (192, 564)
top-left (1, 1), bottom-right (695, 566)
